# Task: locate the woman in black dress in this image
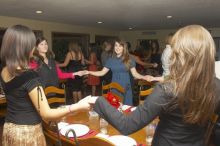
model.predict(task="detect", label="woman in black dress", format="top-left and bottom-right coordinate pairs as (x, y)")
top-left (58, 42), bottom-right (85, 103)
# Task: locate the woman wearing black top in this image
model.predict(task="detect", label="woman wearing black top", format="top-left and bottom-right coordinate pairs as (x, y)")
top-left (0, 25), bottom-right (91, 146)
top-left (30, 37), bottom-right (83, 88)
top-left (88, 25), bottom-right (220, 146)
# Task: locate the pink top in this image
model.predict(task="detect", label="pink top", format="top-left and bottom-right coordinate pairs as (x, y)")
top-left (29, 61), bottom-right (75, 79)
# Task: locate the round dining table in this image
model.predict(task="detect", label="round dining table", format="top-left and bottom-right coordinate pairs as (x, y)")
top-left (60, 110), bottom-right (149, 145)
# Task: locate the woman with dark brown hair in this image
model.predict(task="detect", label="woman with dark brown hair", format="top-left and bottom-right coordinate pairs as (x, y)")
top-left (88, 25), bottom-right (220, 146)
top-left (30, 36), bottom-right (83, 88)
top-left (0, 25), bottom-right (91, 146)
top-left (84, 39), bottom-right (150, 105)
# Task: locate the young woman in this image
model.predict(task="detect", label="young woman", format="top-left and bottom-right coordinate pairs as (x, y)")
top-left (0, 25), bottom-right (91, 146)
top-left (58, 42), bottom-right (85, 103)
top-left (85, 39), bottom-right (150, 105)
top-left (101, 40), bottom-right (113, 85)
top-left (30, 36), bottom-right (83, 88)
top-left (86, 43), bottom-right (100, 96)
top-left (147, 34), bottom-right (173, 82)
top-left (88, 25), bottom-right (220, 146)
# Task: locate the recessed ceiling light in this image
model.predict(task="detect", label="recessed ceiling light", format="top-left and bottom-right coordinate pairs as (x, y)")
top-left (166, 15), bottom-right (172, 19)
top-left (97, 21), bottom-right (103, 24)
top-left (35, 10), bottom-right (43, 14)
top-left (128, 27), bottom-right (133, 30)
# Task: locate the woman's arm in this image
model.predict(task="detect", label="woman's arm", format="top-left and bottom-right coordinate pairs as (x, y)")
top-left (88, 67), bottom-right (109, 77)
top-left (29, 86), bottom-right (91, 121)
top-left (56, 65), bottom-right (75, 79)
top-left (131, 54), bottom-right (156, 68)
top-left (91, 84), bottom-right (166, 135)
top-left (58, 52), bottom-right (71, 67)
top-left (130, 67), bottom-right (146, 80)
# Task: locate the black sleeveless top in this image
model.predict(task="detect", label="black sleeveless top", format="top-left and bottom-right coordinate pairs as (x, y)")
top-left (0, 70), bottom-right (41, 125)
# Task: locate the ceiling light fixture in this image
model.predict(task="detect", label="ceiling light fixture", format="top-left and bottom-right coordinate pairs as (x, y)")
top-left (97, 21), bottom-right (103, 24)
top-left (36, 10), bottom-right (43, 14)
top-left (128, 27), bottom-right (133, 30)
top-left (166, 15), bottom-right (172, 19)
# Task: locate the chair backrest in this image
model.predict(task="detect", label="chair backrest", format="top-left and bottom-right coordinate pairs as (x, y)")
top-left (139, 88), bottom-right (154, 97)
top-left (44, 86), bottom-right (66, 105)
top-left (102, 82), bottom-right (125, 102)
top-left (138, 80), bottom-right (154, 104)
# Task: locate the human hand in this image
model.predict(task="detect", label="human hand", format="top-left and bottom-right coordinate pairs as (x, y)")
top-left (143, 75), bottom-right (155, 82)
top-left (88, 96), bottom-right (99, 104)
top-left (152, 63), bottom-right (158, 68)
top-left (74, 70), bottom-right (88, 76)
top-left (74, 95), bottom-right (92, 111)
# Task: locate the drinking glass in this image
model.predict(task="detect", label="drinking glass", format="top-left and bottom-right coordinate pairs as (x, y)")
top-left (99, 118), bottom-right (108, 134)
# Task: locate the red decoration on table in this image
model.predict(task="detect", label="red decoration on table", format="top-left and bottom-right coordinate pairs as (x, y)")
top-left (106, 92), bottom-right (120, 109)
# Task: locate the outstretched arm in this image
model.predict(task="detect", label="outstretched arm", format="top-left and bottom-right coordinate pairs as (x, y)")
top-left (29, 86), bottom-right (91, 121)
top-left (131, 54), bottom-right (157, 68)
top-left (58, 52), bottom-right (71, 67)
top-left (90, 84), bottom-right (165, 135)
top-left (56, 65), bottom-right (74, 79)
top-left (88, 67), bottom-right (109, 77)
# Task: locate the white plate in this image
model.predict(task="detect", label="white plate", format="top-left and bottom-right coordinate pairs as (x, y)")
top-left (60, 124), bottom-right (90, 137)
top-left (108, 135), bottom-right (137, 146)
top-left (58, 122), bottom-right (69, 130)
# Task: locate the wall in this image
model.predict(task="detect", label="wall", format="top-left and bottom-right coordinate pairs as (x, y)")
top-left (119, 27), bottom-right (220, 50)
top-left (0, 15), bottom-right (119, 49)
top-left (1, 15), bottom-right (220, 53)
top-left (119, 29), bottom-right (176, 50)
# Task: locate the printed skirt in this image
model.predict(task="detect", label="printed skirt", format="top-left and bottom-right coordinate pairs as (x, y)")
top-left (2, 122), bottom-right (46, 146)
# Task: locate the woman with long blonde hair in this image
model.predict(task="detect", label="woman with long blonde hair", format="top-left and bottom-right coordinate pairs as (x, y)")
top-left (88, 25), bottom-right (220, 146)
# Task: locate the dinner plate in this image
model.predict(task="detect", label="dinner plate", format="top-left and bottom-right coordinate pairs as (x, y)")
top-left (60, 124), bottom-right (90, 137)
top-left (57, 122), bottom-right (69, 130)
top-left (108, 135), bottom-right (137, 146)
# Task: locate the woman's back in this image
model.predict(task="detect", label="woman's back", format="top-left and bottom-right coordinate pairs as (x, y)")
top-left (0, 69), bottom-right (41, 125)
top-left (67, 51), bottom-right (83, 72)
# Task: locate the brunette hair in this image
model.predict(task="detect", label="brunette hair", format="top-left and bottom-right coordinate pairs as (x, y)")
top-left (113, 39), bottom-right (132, 70)
top-left (33, 36), bottom-right (54, 62)
top-left (169, 25), bottom-right (217, 125)
top-left (0, 25), bottom-right (36, 76)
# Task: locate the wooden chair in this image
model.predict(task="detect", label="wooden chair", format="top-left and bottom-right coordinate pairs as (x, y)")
top-left (139, 88), bottom-right (154, 97)
top-left (0, 97), bottom-right (6, 117)
top-left (138, 80), bottom-right (154, 104)
top-left (43, 86), bottom-right (66, 146)
top-left (44, 86), bottom-right (66, 105)
top-left (102, 82), bottom-right (125, 103)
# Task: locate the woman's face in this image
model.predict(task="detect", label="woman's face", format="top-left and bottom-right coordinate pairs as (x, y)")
top-left (114, 42), bottom-right (123, 57)
top-left (37, 40), bottom-right (48, 54)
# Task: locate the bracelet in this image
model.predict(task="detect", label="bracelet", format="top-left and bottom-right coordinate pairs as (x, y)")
top-left (68, 105), bottom-right (72, 113)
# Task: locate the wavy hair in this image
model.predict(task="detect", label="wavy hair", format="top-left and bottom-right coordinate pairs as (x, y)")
top-left (113, 39), bottom-right (131, 70)
top-left (169, 25), bottom-right (217, 125)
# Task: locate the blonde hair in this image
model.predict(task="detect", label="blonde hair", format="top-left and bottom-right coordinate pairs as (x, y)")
top-left (68, 42), bottom-right (82, 60)
top-left (169, 25), bottom-right (216, 125)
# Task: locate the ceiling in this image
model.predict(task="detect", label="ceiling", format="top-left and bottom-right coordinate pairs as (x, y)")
top-left (0, 0), bottom-right (220, 30)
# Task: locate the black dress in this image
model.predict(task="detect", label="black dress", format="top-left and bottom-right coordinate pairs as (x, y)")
top-left (94, 79), bottom-right (220, 146)
top-left (66, 59), bottom-right (83, 92)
